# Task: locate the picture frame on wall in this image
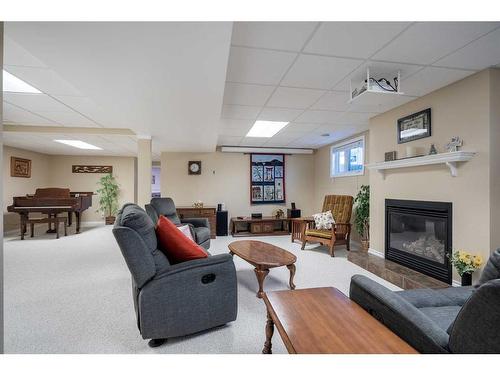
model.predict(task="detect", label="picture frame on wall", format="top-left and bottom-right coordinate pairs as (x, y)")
top-left (397, 108), bottom-right (431, 144)
top-left (10, 157), bottom-right (32, 178)
top-left (250, 154), bottom-right (285, 205)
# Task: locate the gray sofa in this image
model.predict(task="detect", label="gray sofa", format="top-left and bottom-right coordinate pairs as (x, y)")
top-left (350, 249), bottom-right (500, 353)
top-left (113, 203), bottom-right (237, 347)
top-left (146, 197), bottom-right (211, 250)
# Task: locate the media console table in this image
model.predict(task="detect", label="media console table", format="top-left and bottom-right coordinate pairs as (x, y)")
top-left (230, 216), bottom-right (290, 237)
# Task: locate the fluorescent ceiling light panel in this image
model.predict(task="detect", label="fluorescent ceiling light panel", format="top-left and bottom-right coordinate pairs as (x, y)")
top-left (3, 70), bottom-right (42, 94)
top-left (54, 140), bottom-right (102, 150)
top-left (246, 120), bottom-right (289, 138)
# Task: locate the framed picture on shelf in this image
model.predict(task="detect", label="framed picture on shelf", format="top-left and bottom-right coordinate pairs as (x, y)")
top-left (397, 108), bottom-right (431, 144)
top-left (250, 154), bottom-right (285, 204)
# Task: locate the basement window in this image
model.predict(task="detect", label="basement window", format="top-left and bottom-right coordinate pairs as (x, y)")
top-left (330, 135), bottom-right (365, 178)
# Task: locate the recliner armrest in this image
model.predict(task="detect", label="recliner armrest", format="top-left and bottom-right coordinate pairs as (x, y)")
top-left (350, 274), bottom-right (450, 353)
top-left (181, 217), bottom-right (209, 228)
top-left (153, 253), bottom-right (233, 280)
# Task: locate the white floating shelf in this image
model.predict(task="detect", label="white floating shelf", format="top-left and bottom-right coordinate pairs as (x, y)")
top-left (366, 151), bottom-right (476, 179)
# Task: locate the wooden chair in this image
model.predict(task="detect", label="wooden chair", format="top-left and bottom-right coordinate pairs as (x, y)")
top-left (300, 195), bottom-right (354, 257)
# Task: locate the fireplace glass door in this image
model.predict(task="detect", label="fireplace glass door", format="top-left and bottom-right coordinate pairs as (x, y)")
top-left (389, 212), bottom-right (446, 264)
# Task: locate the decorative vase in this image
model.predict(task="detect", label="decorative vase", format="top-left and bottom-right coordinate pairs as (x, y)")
top-left (461, 272), bottom-right (472, 286)
top-left (361, 239), bottom-right (370, 252)
top-left (105, 216), bottom-right (116, 225)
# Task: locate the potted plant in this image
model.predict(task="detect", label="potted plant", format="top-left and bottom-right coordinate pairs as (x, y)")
top-left (354, 185), bottom-right (370, 251)
top-left (450, 250), bottom-right (483, 286)
top-left (96, 173), bottom-right (119, 225)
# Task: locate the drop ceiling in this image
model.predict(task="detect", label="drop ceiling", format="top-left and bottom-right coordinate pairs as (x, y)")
top-left (219, 21), bottom-right (500, 149)
top-left (2, 22), bottom-right (500, 157)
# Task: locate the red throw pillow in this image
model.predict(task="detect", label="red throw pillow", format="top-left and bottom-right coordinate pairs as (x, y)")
top-left (155, 215), bottom-right (208, 264)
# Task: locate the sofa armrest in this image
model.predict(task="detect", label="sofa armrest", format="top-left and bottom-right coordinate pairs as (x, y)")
top-left (350, 275), bottom-right (450, 353)
top-left (181, 217), bottom-right (209, 228)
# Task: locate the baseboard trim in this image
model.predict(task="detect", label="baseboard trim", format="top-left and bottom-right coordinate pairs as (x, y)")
top-left (368, 247), bottom-right (384, 258)
top-left (4, 221), bottom-right (105, 235)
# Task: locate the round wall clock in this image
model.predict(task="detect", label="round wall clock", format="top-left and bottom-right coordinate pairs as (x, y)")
top-left (188, 161), bottom-right (201, 175)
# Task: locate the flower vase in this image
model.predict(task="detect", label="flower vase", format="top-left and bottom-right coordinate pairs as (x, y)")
top-left (461, 272), bottom-right (472, 286)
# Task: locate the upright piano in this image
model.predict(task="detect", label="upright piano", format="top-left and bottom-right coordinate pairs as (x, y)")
top-left (7, 188), bottom-right (93, 237)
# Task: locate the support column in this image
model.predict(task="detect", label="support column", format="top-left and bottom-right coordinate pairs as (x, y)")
top-left (137, 136), bottom-right (152, 208)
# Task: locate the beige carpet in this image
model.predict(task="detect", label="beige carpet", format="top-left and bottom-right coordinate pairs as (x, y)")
top-left (3, 225), bottom-right (398, 353)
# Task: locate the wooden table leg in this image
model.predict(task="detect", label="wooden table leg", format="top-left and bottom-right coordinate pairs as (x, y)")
top-left (262, 310), bottom-right (274, 354)
top-left (287, 264), bottom-right (296, 290)
top-left (20, 214), bottom-right (27, 240)
top-left (55, 214), bottom-right (60, 239)
top-left (254, 268), bottom-right (269, 299)
top-left (75, 212), bottom-right (81, 233)
top-left (30, 222), bottom-right (34, 238)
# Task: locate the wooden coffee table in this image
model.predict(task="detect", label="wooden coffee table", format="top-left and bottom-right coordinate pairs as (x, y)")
top-left (262, 287), bottom-right (418, 354)
top-left (228, 240), bottom-right (297, 298)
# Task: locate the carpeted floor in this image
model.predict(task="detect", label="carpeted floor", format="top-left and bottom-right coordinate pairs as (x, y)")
top-left (3, 225), bottom-right (399, 354)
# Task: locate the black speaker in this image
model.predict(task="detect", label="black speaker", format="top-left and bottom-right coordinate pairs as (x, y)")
top-left (216, 211), bottom-right (228, 236)
top-left (287, 208), bottom-right (301, 218)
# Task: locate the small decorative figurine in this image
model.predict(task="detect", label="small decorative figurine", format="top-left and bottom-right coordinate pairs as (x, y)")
top-left (429, 144), bottom-right (438, 155)
top-left (446, 136), bottom-right (463, 152)
top-left (274, 209), bottom-right (284, 219)
top-left (192, 200), bottom-right (204, 208)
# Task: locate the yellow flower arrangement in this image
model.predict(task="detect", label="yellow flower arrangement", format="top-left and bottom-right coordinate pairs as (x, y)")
top-left (451, 250), bottom-right (483, 277)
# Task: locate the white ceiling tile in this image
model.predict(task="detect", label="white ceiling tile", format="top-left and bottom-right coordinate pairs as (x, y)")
top-left (433, 27), bottom-right (500, 70)
top-left (239, 137), bottom-right (268, 146)
top-left (333, 60), bottom-right (423, 92)
top-left (4, 65), bottom-right (82, 95)
top-left (226, 46), bottom-right (296, 85)
top-left (218, 127), bottom-right (250, 136)
top-left (284, 122), bottom-right (322, 133)
top-left (4, 36), bottom-right (47, 68)
top-left (217, 135), bottom-right (243, 145)
top-left (295, 109), bottom-right (344, 124)
top-left (3, 102), bottom-right (57, 126)
top-left (373, 22), bottom-right (499, 65)
top-left (304, 22), bottom-right (410, 58)
top-left (219, 118), bottom-right (254, 129)
top-left (262, 138), bottom-right (296, 147)
top-left (52, 95), bottom-right (109, 125)
top-left (4, 92), bottom-right (71, 112)
top-left (281, 54), bottom-right (362, 89)
top-left (402, 67), bottom-right (475, 96)
top-left (223, 82), bottom-right (275, 106)
top-left (348, 93), bottom-right (417, 113)
top-left (311, 91), bottom-right (350, 111)
top-left (35, 110), bottom-right (100, 127)
top-left (267, 87), bottom-right (325, 109)
top-left (337, 111), bottom-right (378, 125)
top-left (231, 22), bottom-right (318, 51)
top-left (221, 104), bottom-right (261, 120)
top-left (258, 107), bottom-right (303, 122)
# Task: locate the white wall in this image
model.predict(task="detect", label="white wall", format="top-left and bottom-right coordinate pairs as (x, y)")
top-left (160, 150), bottom-right (315, 217)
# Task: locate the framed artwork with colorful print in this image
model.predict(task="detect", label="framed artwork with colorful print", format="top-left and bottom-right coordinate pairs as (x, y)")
top-left (250, 154), bottom-right (285, 205)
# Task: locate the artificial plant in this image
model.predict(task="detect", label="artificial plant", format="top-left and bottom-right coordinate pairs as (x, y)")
top-left (354, 184), bottom-right (370, 240)
top-left (96, 173), bottom-right (120, 218)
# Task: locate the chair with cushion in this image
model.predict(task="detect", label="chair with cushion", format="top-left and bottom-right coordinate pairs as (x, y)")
top-left (145, 197), bottom-right (211, 250)
top-left (113, 203), bottom-right (238, 347)
top-left (349, 248), bottom-right (500, 353)
top-left (300, 195), bottom-right (354, 257)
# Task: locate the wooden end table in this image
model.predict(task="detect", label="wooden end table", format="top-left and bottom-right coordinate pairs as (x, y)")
top-left (262, 287), bottom-right (418, 354)
top-left (228, 240), bottom-right (297, 298)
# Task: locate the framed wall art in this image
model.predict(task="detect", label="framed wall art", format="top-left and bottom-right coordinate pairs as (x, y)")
top-left (250, 154), bottom-right (285, 205)
top-left (10, 157), bottom-right (32, 178)
top-left (397, 108), bottom-right (431, 144)
top-left (72, 165), bottom-right (113, 174)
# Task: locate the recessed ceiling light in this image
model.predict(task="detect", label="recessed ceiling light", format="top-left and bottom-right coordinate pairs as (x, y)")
top-left (3, 70), bottom-right (42, 94)
top-left (54, 140), bottom-right (102, 150)
top-left (246, 120), bottom-right (289, 138)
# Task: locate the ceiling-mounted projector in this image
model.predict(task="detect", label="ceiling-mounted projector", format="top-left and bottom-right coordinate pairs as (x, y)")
top-left (351, 76), bottom-right (399, 99)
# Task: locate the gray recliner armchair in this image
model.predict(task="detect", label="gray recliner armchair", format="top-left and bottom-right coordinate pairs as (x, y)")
top-left (113, 203), bottom-right (237, 347)
top-left (145, 197), bottom-right (211, 250)
top-left (349, 249), bottom-right (500, 353)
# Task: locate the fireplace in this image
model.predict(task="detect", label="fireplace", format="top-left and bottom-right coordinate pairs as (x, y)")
top-left (385, 199), bottom-right (452, 284)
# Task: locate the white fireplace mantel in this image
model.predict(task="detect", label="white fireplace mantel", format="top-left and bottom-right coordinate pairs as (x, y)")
top-left (366, 151), bottom-right (476, 179)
